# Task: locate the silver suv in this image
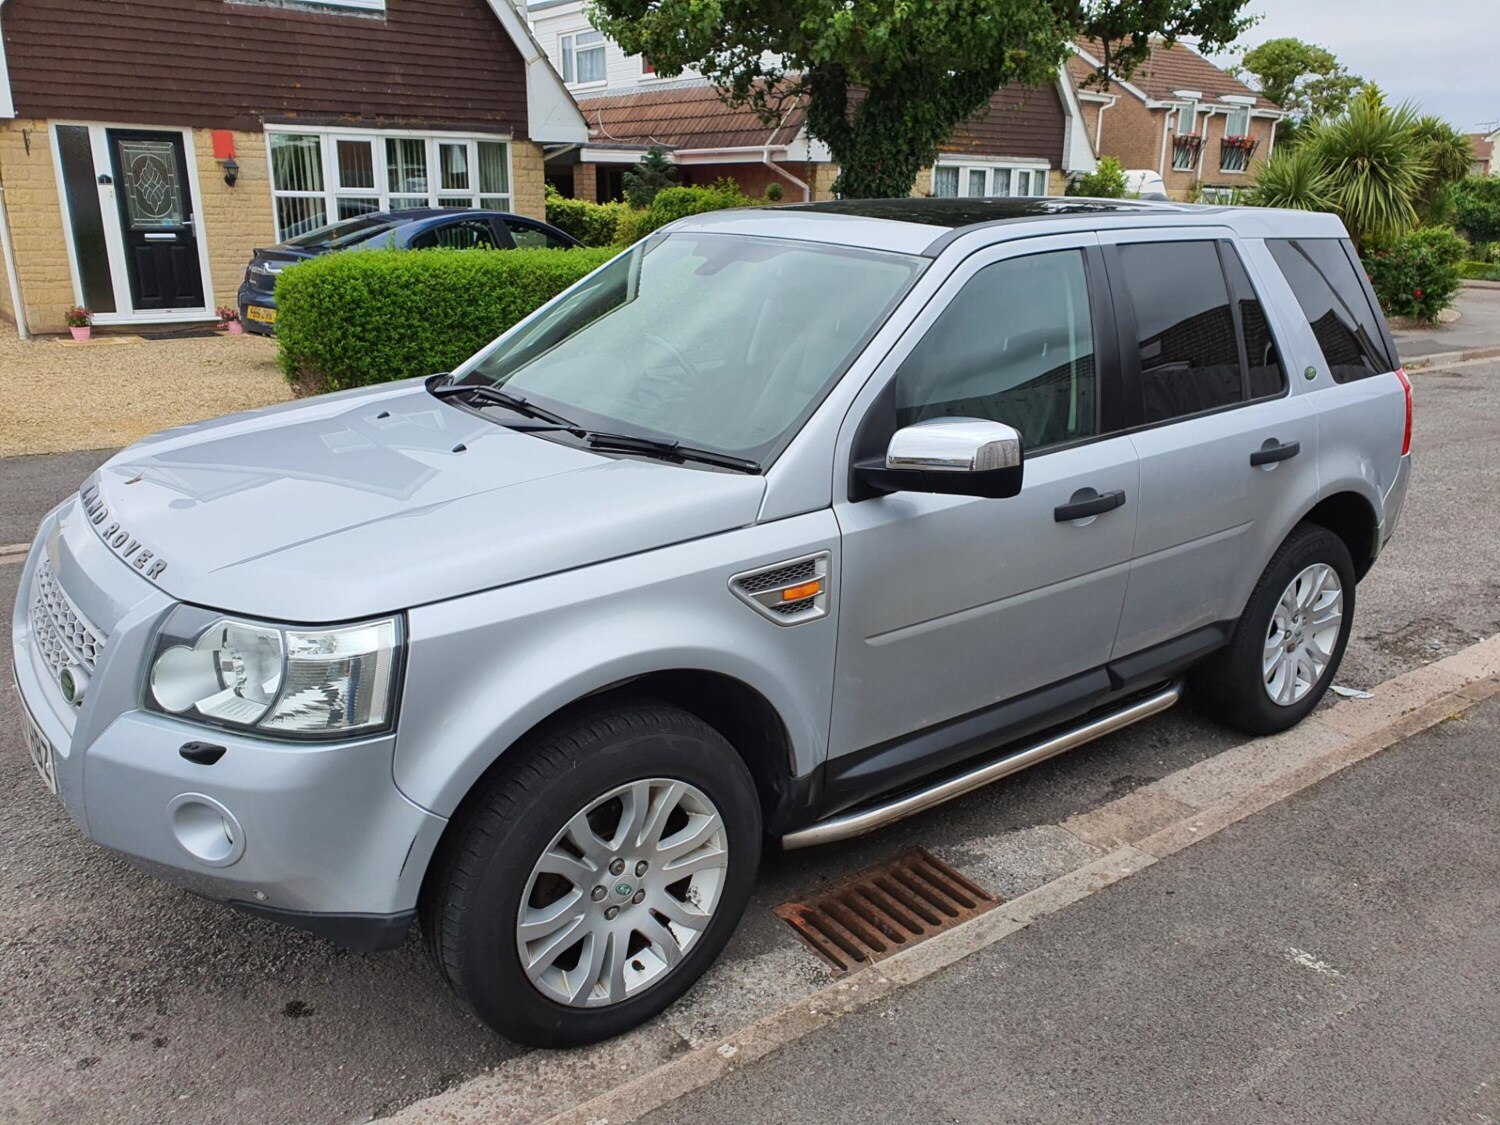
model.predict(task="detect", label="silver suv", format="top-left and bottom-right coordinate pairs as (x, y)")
top-left (12, 199), bottom-right (1411, 1046)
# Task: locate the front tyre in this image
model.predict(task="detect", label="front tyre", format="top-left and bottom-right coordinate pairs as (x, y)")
top-left (421, 702), bottom-right (761, 1048)
top-left (1190, 524), bottom-right (1356, 735)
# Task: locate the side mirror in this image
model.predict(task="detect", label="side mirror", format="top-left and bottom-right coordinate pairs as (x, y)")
top-left (855, 417), bottom-right (1024, 500)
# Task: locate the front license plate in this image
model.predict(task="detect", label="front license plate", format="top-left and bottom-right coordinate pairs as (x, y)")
top-left (21, 705), bottom-right (57, 795)
top-left (245, 305), bottom-right (277, 324)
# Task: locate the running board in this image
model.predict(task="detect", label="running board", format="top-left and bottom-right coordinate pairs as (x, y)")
top-left (781, 683), bottom-right (1184, 850)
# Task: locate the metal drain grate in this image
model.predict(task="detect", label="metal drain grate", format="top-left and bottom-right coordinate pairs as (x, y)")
top-left (774, 848), bottom-right (1000, 974)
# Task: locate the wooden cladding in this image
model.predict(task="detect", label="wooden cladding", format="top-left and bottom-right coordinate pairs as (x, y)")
top-left (3, 0), bottom-right (530, 134)
top-left (948, 85), bottom-right (1068, 166)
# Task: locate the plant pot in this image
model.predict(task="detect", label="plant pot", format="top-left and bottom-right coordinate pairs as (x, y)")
top-left (225, 321), bottom-right (244, 335)
top-left (69, 326), bottom-right (91, 342)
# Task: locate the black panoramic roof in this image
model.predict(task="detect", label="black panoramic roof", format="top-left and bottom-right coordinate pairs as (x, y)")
top-left (780, 196), bottom-right (1193, 229)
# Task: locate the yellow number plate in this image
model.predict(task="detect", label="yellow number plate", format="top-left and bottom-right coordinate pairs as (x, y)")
top-left (245, 306), bottom-right (277, 324)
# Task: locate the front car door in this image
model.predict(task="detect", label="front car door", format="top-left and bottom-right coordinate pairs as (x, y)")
top-left (1102, 230), bottom-right (1319, 659)
top-left (106, 129), bottom-right (205, 312)
top-left (827, 234), bottom-right (1139, 805)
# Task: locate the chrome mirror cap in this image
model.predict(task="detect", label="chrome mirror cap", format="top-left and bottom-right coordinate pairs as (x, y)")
top-left (886, 418), bottom-right (1023, 474)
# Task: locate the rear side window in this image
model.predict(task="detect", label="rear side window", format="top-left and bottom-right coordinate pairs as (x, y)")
top-left (1267, 238), bottom-right (1394, 382)
top-left (1222, 250), bottom-right (1287, 400)
top-left (412, 219), bottom-right (500, 250)
top-left (1116, 241), bottom-right (1243, 423)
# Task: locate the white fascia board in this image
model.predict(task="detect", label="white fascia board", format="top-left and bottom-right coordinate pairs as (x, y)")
top-left (580, 146), bottom-right (654, 163)
top-left (0, 0), bottom-right (14, 119)
top-left (1055, 64), bottom-right (1097, 174)
top-left (1219, 94), bottom-right (1256, 106)
top-left (485, 0), bottom-right (590, 144)
top-left (1068, 43), bottom-right (1153, 107)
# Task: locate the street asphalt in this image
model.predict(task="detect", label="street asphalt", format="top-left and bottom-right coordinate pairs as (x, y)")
top-left (0, 357), bottom-right (1496, 1123)
top-left (641, 695), bottom-right (1500, 1125)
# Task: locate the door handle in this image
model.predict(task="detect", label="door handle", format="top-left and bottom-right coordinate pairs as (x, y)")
top-left (1054, 489), bottom-right (1126, 522)
top-left (1250, 440), bottom-right (1301, 467)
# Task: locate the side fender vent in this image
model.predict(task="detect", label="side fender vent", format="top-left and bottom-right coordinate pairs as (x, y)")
top-left (730, 552), bottom-right (830, 626)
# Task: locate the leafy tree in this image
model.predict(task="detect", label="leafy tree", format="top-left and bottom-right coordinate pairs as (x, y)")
top-left (1452, 176), bottom-right (1500, 245)
top-left (1237, 37), bottom-right (1363, 123)
top-left (589, 0), bottom-right (1254, 199)
top-left (622, 145), bottom-right (678, 207)
top-left (1313, 91), bottom-right (1430, 246)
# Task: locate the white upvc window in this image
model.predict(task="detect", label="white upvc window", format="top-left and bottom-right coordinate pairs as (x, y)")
top-left (1224, 104), bottom-right (1252, 138)
top-left (561, 30), bottom-right (607, 85)
top-left (1176, 100), bottom-right (1200, 135)
top-left (932, 161), bottom-right (1049, 199)
top-left (267, 129), bottom-right (512, 241)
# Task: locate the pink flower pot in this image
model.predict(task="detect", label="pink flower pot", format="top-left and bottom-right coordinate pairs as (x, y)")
top-left (69, 326), bottom-right (91, 342)
top-left (225, 321), bottom-right (244, 335)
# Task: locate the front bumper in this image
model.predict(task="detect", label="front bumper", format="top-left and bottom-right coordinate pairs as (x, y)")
top-left (11, 507), bottom-right (445, 951)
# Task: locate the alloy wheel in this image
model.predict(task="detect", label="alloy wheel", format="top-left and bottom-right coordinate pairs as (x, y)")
top-left (1262, 562), bottom-right (1344, 706)
top-left (515, 778), bottom-right (729, 1008)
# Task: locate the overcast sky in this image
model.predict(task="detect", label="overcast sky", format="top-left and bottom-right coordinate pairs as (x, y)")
top-left (1205, 0), bottom-right (1498, 133)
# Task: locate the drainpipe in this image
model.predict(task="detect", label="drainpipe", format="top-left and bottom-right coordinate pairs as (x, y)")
top-left (1157, 112), bottom-right (1172, 178)
top-left (762, 150), bottom-right (811, 201)
top-left (0, 181), bottom-right (28, 341)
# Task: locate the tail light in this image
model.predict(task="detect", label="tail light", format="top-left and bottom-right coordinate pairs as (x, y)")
top-left (1395, 367), bottom-right (1412, 456)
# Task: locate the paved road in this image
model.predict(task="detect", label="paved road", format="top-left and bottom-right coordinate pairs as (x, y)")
top-left (1, 360), bottom-right (1497, 1123)
top-left (1392, 285), bottom-right (1500, 359)
top-left (643, 694), bottom-right (1500, 1125)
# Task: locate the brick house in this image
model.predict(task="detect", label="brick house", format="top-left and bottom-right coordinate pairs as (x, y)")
top-left (1466, 131), bottom-right (1496, 177)
top-left (1068, 38), bottom-right (1286, 201)
top-left (527, 0), bottom-right (1098, 202)
top-left (0, 0), bottom-right (587, 336)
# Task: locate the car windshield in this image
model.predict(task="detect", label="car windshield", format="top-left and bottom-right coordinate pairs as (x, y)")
top-left (286, 214), bottom-right (403, 250)
top-left (459, 232), bottom-right (925, 463)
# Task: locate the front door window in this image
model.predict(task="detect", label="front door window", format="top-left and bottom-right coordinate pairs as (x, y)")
top-left (117, 140), bottom-right (185, 229)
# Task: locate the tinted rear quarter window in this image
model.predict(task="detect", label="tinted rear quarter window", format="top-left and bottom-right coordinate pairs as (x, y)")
top-left (1221, 249), bottom-right (1287, 400)
top-left (1267, 239), bottom-right (1394, 382)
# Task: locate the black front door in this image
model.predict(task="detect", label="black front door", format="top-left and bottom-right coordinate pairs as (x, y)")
top-left (107, 129), bottom-right (204, 312)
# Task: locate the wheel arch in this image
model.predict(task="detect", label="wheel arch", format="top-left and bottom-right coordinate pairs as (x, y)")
top-left (1298, 489), bottom-right (1381, 580)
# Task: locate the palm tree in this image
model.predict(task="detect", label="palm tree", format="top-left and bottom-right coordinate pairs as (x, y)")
top-left (1310, 91), bottom-right (1430, 247)
top-left (1247, 146), bottom-right (1335, 212)
top-left (1410, 114), bottom-right (1475, 223)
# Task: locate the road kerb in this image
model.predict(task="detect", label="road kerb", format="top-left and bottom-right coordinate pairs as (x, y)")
top-left (388, 643), bottom-right (1498, 1125)
top-left (1403, 345), bottom-right (1500, 370)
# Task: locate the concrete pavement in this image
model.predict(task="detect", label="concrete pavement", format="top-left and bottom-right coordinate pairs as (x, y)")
top-left (1393, 285), bottom-right (1500, 361)
top-left (639, 695), bottom-right (1500, 1125)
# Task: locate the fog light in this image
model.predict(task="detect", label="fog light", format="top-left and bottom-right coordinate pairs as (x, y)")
top-left (167, 793), bottom-right (245, 867)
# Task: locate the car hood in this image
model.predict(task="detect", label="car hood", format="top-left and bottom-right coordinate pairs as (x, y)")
top-left (72, 381), bottom-right (766, 621)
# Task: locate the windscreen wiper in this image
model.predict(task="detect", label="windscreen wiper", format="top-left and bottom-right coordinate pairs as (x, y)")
top-left (584, 431), bottom-right (761, 474)
top-left (430, 378), bottom-right (581, 430)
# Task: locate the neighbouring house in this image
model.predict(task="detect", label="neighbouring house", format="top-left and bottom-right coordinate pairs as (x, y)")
top-left (0, 0), bottom-right (587, 337)
top-left (525, 0), bottom-right (1097, 203)
top-left (1467, 132), bottom-right (1496, 177)
top-left (1068, 38), bottom-right (1286, 202)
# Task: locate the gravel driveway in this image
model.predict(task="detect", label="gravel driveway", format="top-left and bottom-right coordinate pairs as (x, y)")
top-left (0, 333), bottom-right (291, 458)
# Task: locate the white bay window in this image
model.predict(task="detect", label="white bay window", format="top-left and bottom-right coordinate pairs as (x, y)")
top-left (268, 129), bottom-right (513, 240)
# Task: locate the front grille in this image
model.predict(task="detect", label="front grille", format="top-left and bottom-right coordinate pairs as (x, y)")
top-left (29, 559), bottom-right (106, 678)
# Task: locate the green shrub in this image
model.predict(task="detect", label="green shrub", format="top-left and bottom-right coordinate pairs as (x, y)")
top-left (1068, 156), bottom-right (1128, 199)
top-left (276, 246), bottom-right (617, 394)
top-left (622, 146), bottom-right (678, 208)
top-left (1452, 176), bottom-right (1500, 245)
top-left (1362, 225), bottom-right (1468, 322)
top-left (631, 182), bottom-right (756, 237)
top-left (764, 181), bottom-right (784, 202)
top-left (1459, 259), bottom-right (1500, 281)
top-left (544, 185), bottom-right (632, 247)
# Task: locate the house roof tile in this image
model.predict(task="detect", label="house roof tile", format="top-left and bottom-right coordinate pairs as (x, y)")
top-left (576, 81), bottom-right (806, 150)
top-left (1070, 38), bottom-right (1280, 111)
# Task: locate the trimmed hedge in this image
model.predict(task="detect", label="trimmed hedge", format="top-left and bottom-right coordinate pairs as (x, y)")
top-left (1362, 226), bottom-right (1468, 323)
top-left (545, 186), bottom-right (632, 247)
top-left (1459, 259), bottom-right (1500, 281)
top-left (275, 246), bottom-right (617, 393)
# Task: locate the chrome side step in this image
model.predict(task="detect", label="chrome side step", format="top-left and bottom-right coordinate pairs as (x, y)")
top-left (781, 683), bottom-right (1184, 850)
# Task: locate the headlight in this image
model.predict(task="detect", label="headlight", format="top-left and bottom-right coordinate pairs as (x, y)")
top-left (147, 609), bottom-right (402, 738)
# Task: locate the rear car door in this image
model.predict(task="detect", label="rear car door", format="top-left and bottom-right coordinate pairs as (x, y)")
top-left (504, 218), bottom-right (577, 249)
top-left (409, 216), bottom-right (508, 250)
top-left (829, 235), bottom-right (1139, 794)
top-left (1103, 231), bottom-right (1319, 659)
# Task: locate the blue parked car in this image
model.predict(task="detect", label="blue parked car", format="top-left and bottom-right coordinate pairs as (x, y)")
top-left (237, 209), bottom-right (582, 335)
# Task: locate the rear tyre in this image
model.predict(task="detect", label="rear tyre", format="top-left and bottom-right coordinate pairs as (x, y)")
top-left (1190, 523), bottom-right (1355, 735)
top-left (421, 701), bottom-right (761, 1048)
